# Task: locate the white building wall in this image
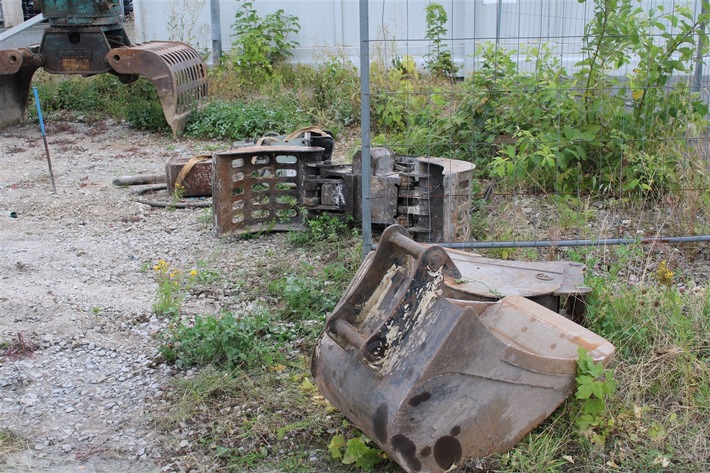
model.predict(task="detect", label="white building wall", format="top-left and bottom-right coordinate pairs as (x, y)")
top-left (133, 0), bottom-right (704, 72)
top-left (1, 0), bottom-right (24, 28)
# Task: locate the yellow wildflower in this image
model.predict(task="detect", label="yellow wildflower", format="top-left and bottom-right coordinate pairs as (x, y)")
top-left (656, 261), bottom-right (674, 287)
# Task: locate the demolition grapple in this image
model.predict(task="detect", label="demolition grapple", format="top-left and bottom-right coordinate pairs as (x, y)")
top-left (0, 0), bottom-right (207, 135)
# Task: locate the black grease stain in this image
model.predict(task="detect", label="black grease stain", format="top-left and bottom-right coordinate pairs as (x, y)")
top-left (450, 425), bottom-right (461, 436)
top-left (373, 404), bottom-right (388, 444)
top-left (408, 391), bottom-right (432, 407)
top-left (418, 341), bottom-right (427, 352)
top-left (434, 435), bottom-right (462, 470)
top-left (391, 434), bottom-right (422, 471)
top-left (420, 446), bottom-right (432, 457)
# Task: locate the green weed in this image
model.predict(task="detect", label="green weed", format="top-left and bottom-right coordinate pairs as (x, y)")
top-left (328, 427), bottom-right (385, 471)
top-left (152, 260), bottom-right (191, 316)
top-left (268, 262), bottom-right (351, 324)
top-left (228, 1), bottom-right (300, 80)
top-left (574, 347), bottom-right (618, 447)
top-left (185, 98), bottom-right (309, 141)
top-left (424, 3), bottom-right (459, 79)
top-left (158, 308), bottom-right (295, 369)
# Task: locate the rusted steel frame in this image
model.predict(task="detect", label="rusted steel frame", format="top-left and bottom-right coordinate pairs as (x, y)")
top-left (212, 145), bottom-right (325, 236)
top-left (107, 41), bottom-right (208, 136)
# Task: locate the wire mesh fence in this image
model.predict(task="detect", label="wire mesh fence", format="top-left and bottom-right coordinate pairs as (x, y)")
top-left (359, 0), bottom-right (710, 262)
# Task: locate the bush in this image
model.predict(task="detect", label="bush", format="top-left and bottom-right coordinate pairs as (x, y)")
top-left (229, 1), bottom-right (300, 81)
top-left (185, 98), bottom-right (309, 140)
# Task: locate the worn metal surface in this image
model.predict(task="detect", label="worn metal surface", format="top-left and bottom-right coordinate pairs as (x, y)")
top-left (0, 47), bottom-right (40, 128)
top-left (312, 225), bottom-right (615, 473)
top-left (40, 27), bottom-right (114, 74)
top-left (165, 155), bottom-right (212, 197)
top-left (210, 144), bottom-right (474, 241)
top-left (107, 41), bottom-right (208, 136)
top-left (354, 148), bottom-right (475, 242)
top-left (443, 248), bottom-right (592, 319)
top-left (212, 145), bottom-right (326, 236)
top-left (40, 0), bottom-right (125, 27)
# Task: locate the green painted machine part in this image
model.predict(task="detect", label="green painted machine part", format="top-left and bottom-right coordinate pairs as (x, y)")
top-left (0, 0), bottom-right (207, 135)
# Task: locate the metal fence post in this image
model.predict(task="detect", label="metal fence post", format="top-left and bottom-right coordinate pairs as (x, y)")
top-left (360, 0), bottom-right (372, 257)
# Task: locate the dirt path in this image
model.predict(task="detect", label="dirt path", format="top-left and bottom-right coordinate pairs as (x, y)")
top-left (0, 120), bottom-right (232, 472)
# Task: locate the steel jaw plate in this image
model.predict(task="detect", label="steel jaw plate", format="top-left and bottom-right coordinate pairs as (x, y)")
top-left (212, 145), bottom-right (326, 236)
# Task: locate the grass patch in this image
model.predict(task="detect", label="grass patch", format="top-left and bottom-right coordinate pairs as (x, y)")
top-left (0, 430), bottom-right (27, 463)
top-left (158, 308), bottom-right (297, 369)
top-left (156, 364), bottom-right (398, 472)
top-left (32, 73), bottom-right (170, 132)
top-left (151, 200), bottom-right (708, 471)
top-left (185, 97), bottom-right (310, 141)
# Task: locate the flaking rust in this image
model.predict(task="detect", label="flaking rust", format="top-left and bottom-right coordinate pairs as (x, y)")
top-left (312, 225), bottom-right (615, 472)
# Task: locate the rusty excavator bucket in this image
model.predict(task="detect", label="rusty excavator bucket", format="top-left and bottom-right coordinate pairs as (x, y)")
top-left (0, 1), bottom-right (207, 135)
top-left (312, 225), bottom-right (615, 473)
top-left (106, 41), bottom-right (207, 135)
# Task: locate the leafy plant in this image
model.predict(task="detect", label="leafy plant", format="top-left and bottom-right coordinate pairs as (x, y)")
top-left (186, 98), bottom-right (308, 140)
top-left (152, 260), bottom-right (194, 316)
top-left (328, 429), bottom-right (384, 471)
top-left (481, 1), bottom-right (710, 194)
top-left (424, 3), bottom-right (459, 78)
top-left (230, 1), bottom-right (300, 78)
top-left (574, 347), bottom-right (618, 446)
top-left (159, 309), bottom-right (295, 369)
top-left (268, 262), bottom-right (350, 323)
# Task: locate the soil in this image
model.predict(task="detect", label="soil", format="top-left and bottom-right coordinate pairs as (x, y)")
top-left (0, 119), bottom-right (258, 473)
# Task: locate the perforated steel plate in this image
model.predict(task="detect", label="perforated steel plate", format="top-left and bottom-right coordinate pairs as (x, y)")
top-left (212, 145), bottom-right (325, 236)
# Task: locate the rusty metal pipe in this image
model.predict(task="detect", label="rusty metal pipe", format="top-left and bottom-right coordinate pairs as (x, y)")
top-left (112, 173), bottom-right (165, 186)
top-left (331, 319), bottom-right (367, 351)
top-left (434, 235), bottom-right (710, 249)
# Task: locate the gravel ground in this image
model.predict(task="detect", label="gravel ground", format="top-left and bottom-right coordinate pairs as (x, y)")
top-left (0, 120), bottom-right (276, 472)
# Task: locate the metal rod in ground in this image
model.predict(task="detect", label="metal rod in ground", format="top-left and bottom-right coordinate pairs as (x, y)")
top-left (32, 87), bottom-right (56, 193)
top-left (436, 235), bottom-right (710, 250)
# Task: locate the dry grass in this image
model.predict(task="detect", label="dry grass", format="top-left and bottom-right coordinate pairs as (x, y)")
top-left (0, 430), bottom-right (28, 464)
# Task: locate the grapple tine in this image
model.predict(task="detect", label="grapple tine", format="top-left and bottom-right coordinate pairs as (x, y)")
top-left (106, 41), bottom-right (208, 136)
top-left (0, 49), bottom-right (42, 129)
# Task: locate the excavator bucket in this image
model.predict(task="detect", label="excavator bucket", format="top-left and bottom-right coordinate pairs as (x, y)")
top-left (107, 41), bottom-right (208, 136)
top-left (312, 225), bottom-right (615, 473)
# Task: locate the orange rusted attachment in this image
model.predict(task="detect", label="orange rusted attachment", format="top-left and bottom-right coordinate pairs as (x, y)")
top-left (312, 225), bottom-right (615, 473)
top-left (0, 48), bottom-right (42, 129)
top-left (107, 41), bottom-right (208, 136)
